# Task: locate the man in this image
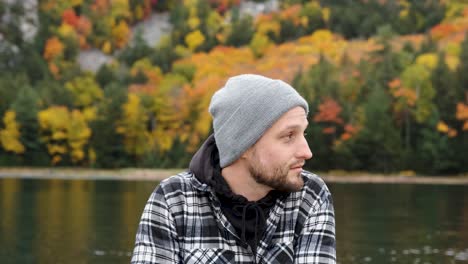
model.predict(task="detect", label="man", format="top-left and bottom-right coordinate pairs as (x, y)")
top-left (132, 74), bottom-right (336, 263)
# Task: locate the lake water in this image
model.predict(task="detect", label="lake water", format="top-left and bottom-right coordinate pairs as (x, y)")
top-left (0, 178), bottom-right (467, 264)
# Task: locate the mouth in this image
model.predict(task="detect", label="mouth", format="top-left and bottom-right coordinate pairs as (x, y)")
top-left (290, 163), bottom-right (304, 171)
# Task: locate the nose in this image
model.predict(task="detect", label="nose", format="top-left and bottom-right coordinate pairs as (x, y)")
top-left (297, 136), bottom-right (313, 160)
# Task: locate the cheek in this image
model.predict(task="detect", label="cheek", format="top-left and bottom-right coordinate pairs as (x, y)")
top-left (258, 149), bottom-right (286, 166)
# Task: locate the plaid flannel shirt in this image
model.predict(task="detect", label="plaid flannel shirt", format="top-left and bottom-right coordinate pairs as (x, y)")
top-left (132, 170), bottom-right (336, 264)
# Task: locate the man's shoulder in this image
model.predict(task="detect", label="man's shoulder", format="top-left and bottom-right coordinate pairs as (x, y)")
top-left (299, 170), bottom-right (332, 204)
top-left (157, 171), bottom-right (207, 194)
top-left (302, 170), bottom-right (327, 189)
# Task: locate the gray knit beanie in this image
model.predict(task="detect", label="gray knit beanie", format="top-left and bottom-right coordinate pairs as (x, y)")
top-left (209, 74), bottom-right (309, 168)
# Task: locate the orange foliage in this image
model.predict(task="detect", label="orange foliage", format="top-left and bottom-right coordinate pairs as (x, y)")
top-left (430, 24), bottom-right (457, 40)
top-left (48, 63), bottom-right (60, 79)
top-left (456, 103), bottom-right (468, 121)
top-left (322, 127), bottom-right (336, 134)
top-left (313, 98), bottom-right (344, 124)
top-left (91, 0), bottom-right (110, 15)
top-left (340, 133), bottom-right (352, 141)
top-left (344, 124), bottom-right (359, 134)
top-left (456, 103), bottom-right (468, 131)
top-left (128, 84), bottom-right (156, 94)
top-left (76, 16), bottom-right (92, 36)
top-left (174, 76), bottom-right (226, 151)
top-left (392, 88), bottom-right (417, 106)
top-left (388, 78), bottom-right (417, 106)
top-left (280, 5), bottom-right (302, 25)
top-left (388, 78), bottom-right (402, 89)
top-left (43, 37), bottom-right (64, 61)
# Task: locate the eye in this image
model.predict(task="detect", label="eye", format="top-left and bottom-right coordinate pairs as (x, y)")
top-left (284, 132), bottom-right (295, 141)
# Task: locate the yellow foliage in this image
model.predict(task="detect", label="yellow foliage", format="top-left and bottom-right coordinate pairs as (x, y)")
top-left (250, 32), bottom-right (272, 58)
top-left (82, 107), bottom-right (98, 122)
top-left (68, 110), bottom-right (91, 163)
top-left (0, 111), bottom-right (25, 154)
top-left (188, 16), bottom-right (201, 30)
top-left (134, 5), bottom-right (144, 20)
top-left (58, 23), bottom-right (77, 39)
top-left (65, 75), bottom-right (103, 107)
top-left (443, 42), bottom-right (461, 57)
top-left (111, 20), bottom-right (131, 49)
top-left (304, 29), bottom-right (334, 43)
top-left (322, 7), bottom-right (330, 23)
top-left (71, 0), bottom-right (82, 6)
top-left (102, 41), bottom-right (112, 54)
top-left (185, 30), bottom-right (205, 52)
top-left (130, 58), bottom-right (163, 85)
top-left (116, 94), bottom-right (149, 157)
top-left (256, 19), bottom-right (281, 38)
top-left (88, 148), bottom-right (96, 164)
top-left (38, 106), bottom-right (92, 164)
top-left (436, 121), bottom-right (449, 133)
top-left (206, 11), bottom-right (223, 35)
top-left (110, 0), bottom-right (131, 20)
top-left (175, 44), bottom-right (191, 57)
top-left (445, 55), bottom-right (460, 71)
top-left (415, 53), bottom-right (438, 70)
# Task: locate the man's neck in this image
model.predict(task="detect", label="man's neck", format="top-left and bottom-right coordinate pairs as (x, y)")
top-left (221, 163), bottom-right (271, 202)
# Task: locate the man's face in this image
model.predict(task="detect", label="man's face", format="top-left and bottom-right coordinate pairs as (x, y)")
top-left (244, 106), bottom-right (313, 192)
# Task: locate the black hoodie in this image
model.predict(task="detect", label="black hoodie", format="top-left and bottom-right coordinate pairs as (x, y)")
top-left (189, 134), bottom-right (286, 254)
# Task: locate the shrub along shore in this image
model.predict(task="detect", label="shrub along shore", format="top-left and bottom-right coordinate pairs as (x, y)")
top-left (0, 167), bottom-right (467, 185)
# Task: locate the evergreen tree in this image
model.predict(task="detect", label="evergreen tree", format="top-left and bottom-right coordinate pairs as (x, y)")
top-left (225, 8), bottom-right (254, 47)
top-left (90, 82), bottom-right (129, 168)
top-left (414, 119), bottom-right (458, 174)
top-left (431, 52), bottom-right (457, 125)
top-left (351, 81), bottom-right (402, 172)
top-left (11, 84), bottom-right (48, 165)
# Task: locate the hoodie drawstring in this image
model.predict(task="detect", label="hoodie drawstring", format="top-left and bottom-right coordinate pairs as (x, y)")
top-left (235, 202), bottom-right (266, 249)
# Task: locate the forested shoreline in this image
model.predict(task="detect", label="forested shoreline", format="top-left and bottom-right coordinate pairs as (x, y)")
top-left (0, 0), bottom-right (467, 175)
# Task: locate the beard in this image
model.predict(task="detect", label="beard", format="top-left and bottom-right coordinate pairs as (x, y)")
top-left (247, 154), bottom-right (304, 192)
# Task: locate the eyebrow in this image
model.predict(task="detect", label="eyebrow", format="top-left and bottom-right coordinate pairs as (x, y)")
top-left (281, 122), bottom-right (308, 132)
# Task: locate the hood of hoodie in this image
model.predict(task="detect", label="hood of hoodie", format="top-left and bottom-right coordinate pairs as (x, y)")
top-left (188, 134), bottom-right (286, 253)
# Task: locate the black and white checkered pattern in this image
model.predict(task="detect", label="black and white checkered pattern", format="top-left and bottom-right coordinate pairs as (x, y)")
top-left (131, 171), bottom-right (336, 263)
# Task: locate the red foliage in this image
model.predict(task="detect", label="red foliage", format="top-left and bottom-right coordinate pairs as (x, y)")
top-left (313, 98), bottom-right (343, 124)
top-left (62, 9), bottom-right (79, 27)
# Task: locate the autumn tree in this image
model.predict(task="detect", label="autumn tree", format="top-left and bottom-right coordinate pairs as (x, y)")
top-left (38, 106), bottom-right (92, 165)
top-left (0, 111), bottom-right (25, 155)
top-left (116, 94), bottom-right (149, 162)
top-left (65, 74), bottom-right (103, 109)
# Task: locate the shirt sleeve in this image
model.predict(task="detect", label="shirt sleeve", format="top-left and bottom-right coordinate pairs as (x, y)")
top-left (131, 186), bottom-right (181, 264)
top-left (294, 189), bottom-right (337, 264)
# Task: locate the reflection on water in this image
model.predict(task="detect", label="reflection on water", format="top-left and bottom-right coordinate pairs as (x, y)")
top-left (0, 178), bottom-right (157, 264)
top-left (330, 183), bottom-right (468, 264)
top-left (0, 178), bottom-right (467, 263)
